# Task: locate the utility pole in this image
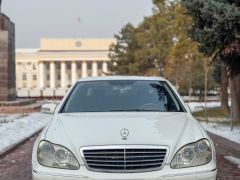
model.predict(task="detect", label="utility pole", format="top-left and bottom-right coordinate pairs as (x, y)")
top-left (204, 58), bottom-right (208, 123)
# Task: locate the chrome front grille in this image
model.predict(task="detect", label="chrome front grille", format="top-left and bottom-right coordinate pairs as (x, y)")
top-left (81, 146), bottom-right (168, 173)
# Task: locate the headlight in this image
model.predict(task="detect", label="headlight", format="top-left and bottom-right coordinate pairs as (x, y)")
top-left (37, 141), bottom-right (80, 170)
top-left (171, 139), bottom-right (212, 169)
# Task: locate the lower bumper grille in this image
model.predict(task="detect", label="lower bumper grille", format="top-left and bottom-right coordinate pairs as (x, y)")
top-left (81, 146), bottom-right (168, 173)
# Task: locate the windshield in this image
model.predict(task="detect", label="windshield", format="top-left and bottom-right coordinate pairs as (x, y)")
top-left (61, 80), bottom-right (185, 113)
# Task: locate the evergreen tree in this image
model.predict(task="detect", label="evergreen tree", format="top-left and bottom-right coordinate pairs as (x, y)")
top-left (108, 23), bottom-right (140, 75)
top-left (109, 0), bottom-right (174, 76)
top-left (182, 0), bottom-right (240, 122)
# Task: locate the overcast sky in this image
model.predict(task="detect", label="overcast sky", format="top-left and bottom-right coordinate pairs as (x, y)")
top-left (2, 0), bottom-right (153, 48)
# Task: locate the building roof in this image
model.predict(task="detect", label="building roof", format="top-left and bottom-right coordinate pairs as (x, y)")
top-left (16, 38), bottom-right (115, 54)
top-left (16, 49), bottom-right (39, 53)
top-left (40, 38), bottom-right (116, 51)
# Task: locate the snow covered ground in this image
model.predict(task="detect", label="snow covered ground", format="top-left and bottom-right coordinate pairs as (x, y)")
top-left (0, 113), bottom-right (52, 154)
top-left (201, 122), bottom-right (240, 144)
top-left (187, 102), bottom-right (240, 145)
top-left (0, 114), bottom-right (27, 124)
top-left (187, 102), bottom-right (221, 112)
top-left (224, 156), bottom-right (240, 168)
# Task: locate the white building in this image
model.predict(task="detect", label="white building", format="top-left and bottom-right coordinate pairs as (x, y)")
top-left (16, 38), bottom-right (115, 98)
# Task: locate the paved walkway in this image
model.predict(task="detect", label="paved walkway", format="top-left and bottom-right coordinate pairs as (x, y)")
top-left (208, 132), bottom-right (240, 179)
top-left (0, 136), bottom-right (35, 180)
top-left (0, 133), bottom-right (239, 180)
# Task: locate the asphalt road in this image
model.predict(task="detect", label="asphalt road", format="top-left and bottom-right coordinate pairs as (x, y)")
top-left (0, 133), bottom-right (240, 180)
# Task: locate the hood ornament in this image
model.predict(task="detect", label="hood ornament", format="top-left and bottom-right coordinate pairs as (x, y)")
top-left (120, 128), bottom-right (129, 140)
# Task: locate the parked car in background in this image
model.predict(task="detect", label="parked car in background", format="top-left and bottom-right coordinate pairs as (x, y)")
top-left (32, 76), bottom-right (217, 180)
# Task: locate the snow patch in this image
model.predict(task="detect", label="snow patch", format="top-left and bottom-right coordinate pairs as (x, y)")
top-left (0, 114), bottom-right (28, 124)
top-left (224, 156), bottom-right (240, 168)
top-left (0, 113), bottom-right (52, 154)
top-left (187, 102), bottom-right (221, 112)
top-left (201, 122), bottom-right (240, 144)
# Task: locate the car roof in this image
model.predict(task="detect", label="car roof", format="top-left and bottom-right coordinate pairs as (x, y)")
top-left (77, 76), bottom-right (167, 82)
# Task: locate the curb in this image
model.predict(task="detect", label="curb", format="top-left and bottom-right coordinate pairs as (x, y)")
top-left (0, 127), bottom-right (43, 158)
top-left (208, 132), bottom-right (240, 154)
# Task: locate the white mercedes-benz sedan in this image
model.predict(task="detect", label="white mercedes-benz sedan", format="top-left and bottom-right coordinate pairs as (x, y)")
top-left (32, 76), bottom-right (217, 180)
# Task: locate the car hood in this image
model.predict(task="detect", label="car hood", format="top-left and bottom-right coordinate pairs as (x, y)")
top-left (45, 112), bottom-right (204, 163)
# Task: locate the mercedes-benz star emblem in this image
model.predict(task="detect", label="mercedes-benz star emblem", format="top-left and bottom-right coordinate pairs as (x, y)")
top-left (120, 128), bottom-right (129, 140)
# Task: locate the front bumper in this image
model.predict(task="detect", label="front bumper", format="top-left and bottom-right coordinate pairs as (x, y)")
top-left (32, 165), bottom-right (217, 180)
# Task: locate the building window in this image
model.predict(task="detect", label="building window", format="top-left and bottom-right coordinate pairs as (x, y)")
top-left (77, 62), bottom-right (82, 70)
top-left (33, 75), bottom-right (37, 80)
top-left (57, 74), bottom-right (61, 80)
top-left (97, 62), bottom-right (103, 70)
top-left (22, 73), bottom-right (27, 81)
top-left (67, 63), bottom-right (71, 70)
top-left (47, 74), bottom-right (50, 80)
top-left (56, 63), bottom-right (61, 70)
top-left (87, 62), bottom-right (92, 70)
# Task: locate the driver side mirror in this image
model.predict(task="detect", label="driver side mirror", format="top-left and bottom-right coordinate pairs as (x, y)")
top-left (41, 103), bottom-right (57, 115)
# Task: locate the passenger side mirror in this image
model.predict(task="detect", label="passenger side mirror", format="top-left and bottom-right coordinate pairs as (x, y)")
top-left (41, 103), bottom-right (57, 114)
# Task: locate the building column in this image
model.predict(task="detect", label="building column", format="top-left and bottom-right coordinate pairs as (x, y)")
top-left (71, 61), bottom-right (77, 85)
top-left (102, 62), bottom-right (108, 76)
top-left (81, 61), bottom-right (87, 78)
top-left (50, 61), bottom-right (56, 88)
top-left (92, 61), bottom-right (98, 77)
top-left (61, 61), bottom-right (66, 88)
top-left (27, 64), bottom-right (32, 88)
top-left (39, 62), bottom-right (46, 89)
